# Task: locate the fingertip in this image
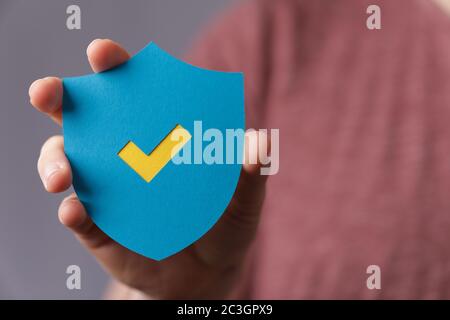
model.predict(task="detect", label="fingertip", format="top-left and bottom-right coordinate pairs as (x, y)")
top-left (29, 77), bottom-right (62, 114)
top-left (44, 163), bottom-right (72, 193)
top-left (86, 38), bottom-right (102, 57)
top-left (58, 195), bottom-right (87, 228)
top-left (86, 38), bottom-right (130, 73)
top-left (38, 136), bottom-right (72, 193)
top-left (243, 129), bottom-right (270, 175)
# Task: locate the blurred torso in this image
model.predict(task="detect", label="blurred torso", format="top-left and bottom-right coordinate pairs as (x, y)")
top-left (188, 0), bottom-right (450, 298)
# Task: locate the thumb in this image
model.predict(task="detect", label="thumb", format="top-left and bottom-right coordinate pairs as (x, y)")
top-left (233, 129), bottom-right (271, 218)
top-left (193, 129), bottom-right (271, 266)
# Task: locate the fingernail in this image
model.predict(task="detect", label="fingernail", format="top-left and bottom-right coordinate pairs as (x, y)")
top-left (86, 39), bottom-right (102, 56)
top-left (29, 78), bottom-right (60, 112)
top-left (43, 162), bottom-right (63, 189)
top-left (28, 79), bottom-right (40, 99)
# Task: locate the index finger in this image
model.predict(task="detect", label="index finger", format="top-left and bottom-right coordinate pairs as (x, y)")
top-left (29, 39), bottom-right (131, 126)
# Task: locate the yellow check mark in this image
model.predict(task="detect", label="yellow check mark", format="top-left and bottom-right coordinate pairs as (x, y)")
top-left (118, 124), bottom-right (191, 183)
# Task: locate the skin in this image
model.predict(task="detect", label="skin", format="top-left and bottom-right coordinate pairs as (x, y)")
top-left (433, 0), bottom-right (450, 16)
top-left (29, 39), bottom-right (268, 299)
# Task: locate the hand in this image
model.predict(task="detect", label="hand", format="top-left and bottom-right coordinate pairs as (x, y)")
top-left (29, 39), bottom-right (268, 299)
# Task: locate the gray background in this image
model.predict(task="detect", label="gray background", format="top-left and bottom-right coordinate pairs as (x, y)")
top-left (0, 0), bottom-right (236, 299)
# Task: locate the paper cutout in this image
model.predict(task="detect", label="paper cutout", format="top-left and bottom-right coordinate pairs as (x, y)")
top-left (62, 42), bottom-right (244, 260)
top-left (118, 124), bottom-right (191, 183)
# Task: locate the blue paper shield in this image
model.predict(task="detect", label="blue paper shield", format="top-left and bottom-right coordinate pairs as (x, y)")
top-left (62, 42), bottom-right (244, 260)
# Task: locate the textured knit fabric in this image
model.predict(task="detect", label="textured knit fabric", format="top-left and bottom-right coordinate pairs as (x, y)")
top-left (186, 0), bottom-right (450, 299)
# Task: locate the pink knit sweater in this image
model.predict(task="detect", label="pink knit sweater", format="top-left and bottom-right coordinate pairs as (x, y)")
top-left (187, 0), bottom-right (450, 299)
